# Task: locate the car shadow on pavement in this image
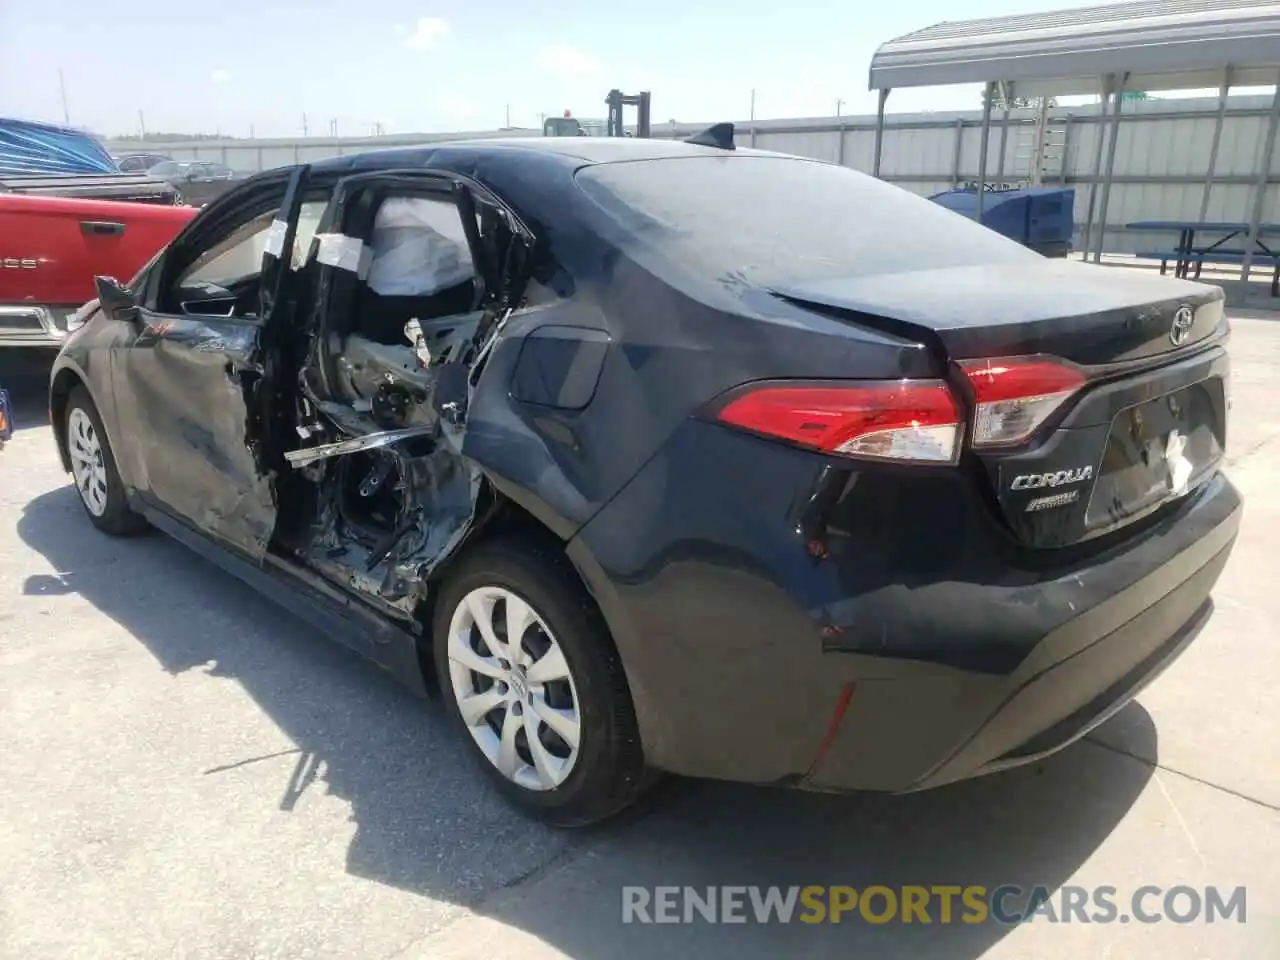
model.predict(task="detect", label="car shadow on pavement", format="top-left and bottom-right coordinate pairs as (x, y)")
top-left (18, 484), bottom-right (1158, 959)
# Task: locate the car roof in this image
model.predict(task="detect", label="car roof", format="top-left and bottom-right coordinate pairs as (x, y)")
top-left (307, 136), bottom-right (783, 175)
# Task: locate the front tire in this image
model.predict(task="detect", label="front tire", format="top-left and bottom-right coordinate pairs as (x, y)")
top-left (433, 537), bottom-right (650, 827)
top-left (64, 386), bottom-right (148, 536)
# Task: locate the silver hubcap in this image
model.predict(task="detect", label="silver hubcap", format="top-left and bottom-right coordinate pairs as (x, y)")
top-left (67, 407), bottom-right (108, 517)
top-left (447, 586), bottom-right (582, 791)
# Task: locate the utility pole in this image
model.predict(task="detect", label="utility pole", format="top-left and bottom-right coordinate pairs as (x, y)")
top-left (302, 112), bottom-right (309, 137)
top-left (750, 89), bottom-right (756, 121)
top-left (137, 109), bottom-right (146, 139)
top-left (249, 123), bottom-right (255, 138)
top-left (330, 118), bottom-right (338, 137)
top-left (835, 97), bottom-right (844, 118)
top-left (505, 103), bottom-right (511, 127)
top-left (58, 68), bottom-right (70, 124)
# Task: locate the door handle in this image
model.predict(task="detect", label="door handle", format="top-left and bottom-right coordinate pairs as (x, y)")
top-left (81, 221), bottom-right (126, 237)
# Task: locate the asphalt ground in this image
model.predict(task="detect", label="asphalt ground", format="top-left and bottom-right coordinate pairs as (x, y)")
top-left (2, 309), bottom-right (1278, 959)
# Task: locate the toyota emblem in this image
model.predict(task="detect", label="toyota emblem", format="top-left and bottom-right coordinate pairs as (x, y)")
top-left (1170, 306), bottom-right (1195, 346)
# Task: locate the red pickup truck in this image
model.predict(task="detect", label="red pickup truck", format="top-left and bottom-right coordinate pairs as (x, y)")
top-left (0, 118), bottom-right (198, 348)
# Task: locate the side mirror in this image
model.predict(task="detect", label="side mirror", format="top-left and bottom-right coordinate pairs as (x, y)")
top-left (94, 275), bottom-right (140, 323)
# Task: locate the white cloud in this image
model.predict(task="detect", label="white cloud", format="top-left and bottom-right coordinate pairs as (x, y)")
top-left (404, 17), bottom-right (450, 49)
top-left (532, 43), bottom-right (605, 77)
top-left (210, 69), bottom-right (230, 84)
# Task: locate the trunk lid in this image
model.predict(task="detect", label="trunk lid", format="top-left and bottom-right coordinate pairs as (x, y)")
top-left (775, 260), bottom-right (1230, 549)
top-left (773, 259), bottom-right (1224, 366)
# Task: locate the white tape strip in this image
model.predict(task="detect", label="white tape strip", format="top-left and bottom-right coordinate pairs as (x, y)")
top-left (263, 219), bottom-right (289, 258)
top-left (314, 233), bottom-right (372, 278)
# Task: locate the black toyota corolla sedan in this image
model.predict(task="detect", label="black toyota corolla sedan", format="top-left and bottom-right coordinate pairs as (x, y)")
top-left (49, 133), bottom-right (1241, 826)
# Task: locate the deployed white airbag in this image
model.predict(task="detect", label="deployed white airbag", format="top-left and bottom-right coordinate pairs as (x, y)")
top-left (365, 196), bottom-right (474, 297)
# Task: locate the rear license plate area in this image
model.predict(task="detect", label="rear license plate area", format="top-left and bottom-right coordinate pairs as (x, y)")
top-left (1085, 379), bottom-right (1224, 531)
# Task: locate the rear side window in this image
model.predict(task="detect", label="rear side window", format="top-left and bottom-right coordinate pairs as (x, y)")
top-left (575, 156), bottom-right (1037, 288)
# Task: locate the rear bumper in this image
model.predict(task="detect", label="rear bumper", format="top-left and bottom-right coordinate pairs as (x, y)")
top-left (568, 420), bottom-right (1242, 793)
top-left (0, 303), bottom-right (73, 347)
top-left (809, 522), bottom-right (1231, 793)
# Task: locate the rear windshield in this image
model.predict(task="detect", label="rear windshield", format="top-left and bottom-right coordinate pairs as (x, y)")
top-left (575, 156), bottom-right (1037, 287)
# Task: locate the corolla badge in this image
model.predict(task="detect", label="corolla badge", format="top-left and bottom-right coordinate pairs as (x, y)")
top-left (1170, 306), bottom-right (1195, 346)
top-left (1010, 466), bottom-right (1094, 491)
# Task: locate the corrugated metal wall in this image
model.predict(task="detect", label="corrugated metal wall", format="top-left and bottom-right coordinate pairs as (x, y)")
top-left (105, 93), bottom-right (1280, 255)
top-left (105, 127), bottom-right (534, 179)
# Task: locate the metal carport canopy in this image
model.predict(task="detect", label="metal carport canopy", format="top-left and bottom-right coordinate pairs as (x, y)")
top-left (867, 0), bottom-right (1280, 281)
top-left (868, 0), bottom-right (1280, 98)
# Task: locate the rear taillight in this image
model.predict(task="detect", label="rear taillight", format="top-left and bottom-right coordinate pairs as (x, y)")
top-left (712, 380), bottom-right (963, 464)
top-left (959, 355), bottom-right (1086, 447)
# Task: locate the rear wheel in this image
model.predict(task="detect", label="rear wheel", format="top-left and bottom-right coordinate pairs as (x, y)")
top-left (65, 387), bottom-right (147, 536)
top-left (433, 538), bottom-right (650, 826)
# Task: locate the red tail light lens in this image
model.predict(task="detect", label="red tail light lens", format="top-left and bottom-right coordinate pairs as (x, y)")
top-left (713, 380), bottom-right (963, 464)
top-left (959, 355), bottom-right (1087, 447)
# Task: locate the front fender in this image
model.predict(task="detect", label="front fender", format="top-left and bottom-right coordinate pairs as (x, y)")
top-left (48, 312), bottom-right (126, 476)
top-left (49, 353), bottom-right (92, 472)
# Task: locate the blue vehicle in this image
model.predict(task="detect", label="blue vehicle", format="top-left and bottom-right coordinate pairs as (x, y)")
top-left (930, 186), bottom-right (1076, 258)
top-left (0, 384), bottom-right (11, 447)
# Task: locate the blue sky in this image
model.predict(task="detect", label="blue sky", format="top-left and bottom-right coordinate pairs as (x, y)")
top-left (0, 0), bottom-right (1216, 137)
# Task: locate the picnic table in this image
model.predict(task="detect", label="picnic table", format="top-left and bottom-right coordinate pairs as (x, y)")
top-left (1127, 220), bottom-right (1280, 296)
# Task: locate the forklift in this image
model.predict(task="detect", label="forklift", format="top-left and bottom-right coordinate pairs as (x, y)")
top-left (605, 89), bottom-right (651, 137)
top-left (542, 89), bottom-right (651, 138)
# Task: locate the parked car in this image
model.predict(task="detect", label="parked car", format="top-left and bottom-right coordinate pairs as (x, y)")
top-left (49, 135), bottom-right (1240, 826)
top-left (114, 152), bottom-right (172, 173)
top-left (930, 185), bottom-right (1076, 258)
top-left (147, 160), bottom-right (239, 206)
top-left (1, 117), bottom-right (197, 348)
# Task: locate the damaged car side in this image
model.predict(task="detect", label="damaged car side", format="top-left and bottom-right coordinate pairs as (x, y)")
top-left (50, 138), bottom-right (1242, 828)
top-left (51, 149), bottom-right (645, 824)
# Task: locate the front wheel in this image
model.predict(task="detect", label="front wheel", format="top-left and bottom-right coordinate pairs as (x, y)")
top-left (64, 386), bottom-right (148, 536)
top-left (433, 538), bottom-right (650, 826)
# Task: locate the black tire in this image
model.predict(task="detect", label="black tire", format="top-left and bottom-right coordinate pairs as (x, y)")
top-left (433, 535), bottom-right (652, 827)
top-left (64, 386), bottom-right (148, 537)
